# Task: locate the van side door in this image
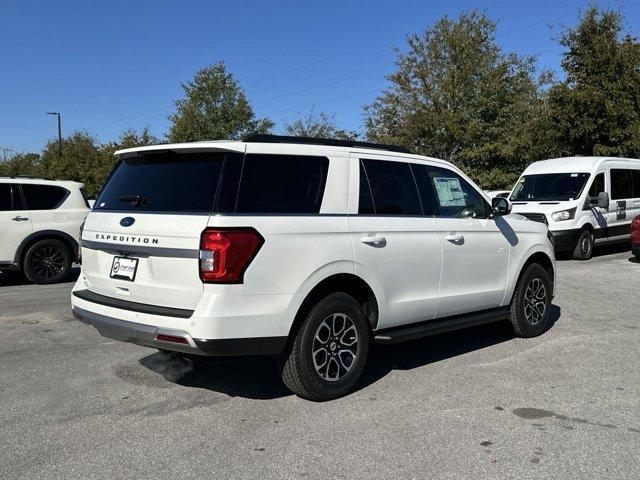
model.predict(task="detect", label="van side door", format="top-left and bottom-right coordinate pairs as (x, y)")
top-left (349, 155), bottom-right (442, 329)
top-left (608, 168), bottom-right (634, 239)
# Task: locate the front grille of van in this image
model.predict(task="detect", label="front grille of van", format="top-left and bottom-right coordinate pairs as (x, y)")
top-left (520, 213), bottom-right (548, 225)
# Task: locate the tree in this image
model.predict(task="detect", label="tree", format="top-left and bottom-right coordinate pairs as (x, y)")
top-left (0, 152), bottom-right (42, 177)
top-left (167, 62), bottom-right (273, 142)
top-left (285, 109), bottom-right (358, 140)
top-left (40, 132), bottom-right (106, 197)
top-left (365, 10), bottom-right (547, 189)
top-left (547, 6), bottom-right (640, 157)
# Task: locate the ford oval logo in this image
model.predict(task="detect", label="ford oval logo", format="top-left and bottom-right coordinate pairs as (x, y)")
top-left (120, 217), bottom-right (135, 227)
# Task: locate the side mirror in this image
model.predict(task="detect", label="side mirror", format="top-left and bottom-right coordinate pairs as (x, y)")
top-left (492, 197), bottom-right (511, 216)
top-left (597, 191), bottom-right (609, 209)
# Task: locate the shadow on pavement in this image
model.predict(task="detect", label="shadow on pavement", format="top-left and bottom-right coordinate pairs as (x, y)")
top-left (557, 241), bottom-right (630, 261)
top-left (140, 304), bottom-right (561, 401)
top-left (0, 266), bottom-right (80, 287)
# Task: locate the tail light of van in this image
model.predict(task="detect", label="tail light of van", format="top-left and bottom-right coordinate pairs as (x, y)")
top-left (199, 228), bottom-right (264, 283)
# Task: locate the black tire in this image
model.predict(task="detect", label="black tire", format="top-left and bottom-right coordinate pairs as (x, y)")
top-left (23, 239), bottom-right (72, 284)
top-left (280, 292), bottom-right (370, 401)
top-left (572, 229), bottom-right (594, 260)
top-left (509, 263), bottom-right (552, 338)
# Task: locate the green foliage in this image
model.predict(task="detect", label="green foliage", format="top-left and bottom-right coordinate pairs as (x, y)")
top-left (40, 131), bottom-right (106, 197)
top-left (167, 62), bottom-right (274, 142)
top-left (365, 10), bottom-right (550, 189)
top-left (547, 6), bottom-right (640, 157)
top-left (285, 110), bottom-right (358, 140)
top-left (0, 153), bottom-right (42, 178)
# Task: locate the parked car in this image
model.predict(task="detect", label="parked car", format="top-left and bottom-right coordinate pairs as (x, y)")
top-left (0, 177), bottom-right (90, 283)
top-left (72, 135), bottom-right (556, 401)
top-left (485, 190), bottom-right (510, 199)
top-left (509, 156), bottom-right (640, 260)
top-left (632, 215), bottom-right (640, 260)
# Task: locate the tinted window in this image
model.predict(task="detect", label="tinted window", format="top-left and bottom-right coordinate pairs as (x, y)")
top-left (236, 154), bottom-right (328, 214)
top-left (0, 184), bottom-right (12, 211)
top-left (94, 152), bottom-right (225, 212)
top-left (360, 159), bottom-right (422, 215)
top-left (426, 166), bottom-right (489, 218)
top-left (511, 173), bottom-right (590, 201)
top-left (22, 184), bottom-right (68, 210)
top-left (587, 172), bottom-right (605, 206)
top-left (410, 164), bottom-right (443, 216)
top-left (633, 170), bottom-right (640, 198)
top-left (611, 169), bottom-right (633, 199)
top-left (358, 162), bottom-right (375, 214)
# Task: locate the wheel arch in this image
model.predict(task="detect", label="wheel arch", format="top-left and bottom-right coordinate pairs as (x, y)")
top-left (288, 273), bottom-right (379, 342)
top-left (507, 249), bottom-right (555, 305)
top-left (14, 230), bottom-right (79, 269)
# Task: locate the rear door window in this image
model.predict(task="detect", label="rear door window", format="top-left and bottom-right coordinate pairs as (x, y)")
top-left (360, 159), bottom-right (422, 215)
top-left (21, 184), bottom-right (69, 210)
top-left (0, 184), bottom-right (12, 211)
top-left (94, 151), bottom-right (226, 212)
top-left (235, 154), bottom-right (328, 214)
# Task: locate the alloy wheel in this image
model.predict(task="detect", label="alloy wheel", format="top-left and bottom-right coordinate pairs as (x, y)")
top-left (31, 245), bottom-right (65, 281)
top-left (523, 277), bottom-right (547, 326)
top-left (312, 313), bottom-right (359, 382)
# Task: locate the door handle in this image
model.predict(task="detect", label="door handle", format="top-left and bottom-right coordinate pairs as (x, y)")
top-left (445, 233), bottom-right (464, 244)
top-left (12, 216), bottom-right (29, 222)
top-left (360, 234), bottom-right (386, 245)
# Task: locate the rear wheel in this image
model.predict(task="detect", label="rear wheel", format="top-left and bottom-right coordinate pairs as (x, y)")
top-left (280, 292), bottom-right (370, 401)
top-left (572, 229), bottom-right (594, 260)
top-left (509, 263), bottom-right (552, 338)
top-left (23, 239), bottom-right (72, 284)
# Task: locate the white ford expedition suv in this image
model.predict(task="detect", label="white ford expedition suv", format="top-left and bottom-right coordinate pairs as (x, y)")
top-left (1, 177), bottom-right (89, 283)
top-left (72, 135), bottom-right (555, 400)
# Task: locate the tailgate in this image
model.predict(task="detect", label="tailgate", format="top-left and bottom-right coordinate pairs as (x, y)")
top-left (81, 212), bottom-right (208, 310)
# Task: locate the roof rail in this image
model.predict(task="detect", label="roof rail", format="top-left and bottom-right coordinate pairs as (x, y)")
top-left (242, 134), bottom-right (412, 154)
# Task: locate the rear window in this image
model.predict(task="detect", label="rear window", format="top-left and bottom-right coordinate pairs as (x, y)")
top-left (360, 158), bottom-right (422, 215)
top-left (22, 184), bottom-right (69, 210)
top-left (235, 154), bottom-right (328, 214)
top-left (94, 152), bottom-right (226, 212)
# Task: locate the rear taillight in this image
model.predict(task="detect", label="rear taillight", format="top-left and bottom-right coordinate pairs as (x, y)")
top-left (199, 228), bottom-right (264, 283)
top-left (632, 216), bottom-right (640, 231)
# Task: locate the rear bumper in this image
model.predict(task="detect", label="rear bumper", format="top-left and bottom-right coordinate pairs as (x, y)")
top-left (73, 306), bottom-right (287, 357)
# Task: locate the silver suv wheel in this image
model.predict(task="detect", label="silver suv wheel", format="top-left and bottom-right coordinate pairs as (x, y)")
top-left (312, 313), bottom-right (359, 382)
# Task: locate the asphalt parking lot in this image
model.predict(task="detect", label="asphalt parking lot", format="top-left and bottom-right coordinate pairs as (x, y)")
top-left (1, 246), bottom-right (638, 480)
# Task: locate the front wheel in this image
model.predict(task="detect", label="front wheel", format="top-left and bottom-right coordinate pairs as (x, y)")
top-left (509, 263), bottom-right (552, 338)
top-left (23, 239), bottom-right (72, 284)
top-left (280, 292), bottom-right (370, 401)
top-left (572, 229), bottom-right (594, 260)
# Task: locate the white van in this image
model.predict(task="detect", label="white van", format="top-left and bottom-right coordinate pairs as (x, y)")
top-left (510, 157), bottom-right (640, 259)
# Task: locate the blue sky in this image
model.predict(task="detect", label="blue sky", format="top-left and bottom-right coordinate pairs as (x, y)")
top-left (1, 0), bottom-right (638, 154)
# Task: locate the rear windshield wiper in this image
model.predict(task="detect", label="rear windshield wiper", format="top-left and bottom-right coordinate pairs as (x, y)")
top-left (117, 194), bottom-right (151, 207)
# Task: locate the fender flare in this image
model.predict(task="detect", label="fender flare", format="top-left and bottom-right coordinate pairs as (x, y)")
top-left (504, 243), bottom-right (555, 305)
top-left (14, 230), bottom-right (79, 267)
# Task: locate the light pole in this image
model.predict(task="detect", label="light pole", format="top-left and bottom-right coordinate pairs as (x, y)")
top-left (46, 112), bottom-right (62, 157)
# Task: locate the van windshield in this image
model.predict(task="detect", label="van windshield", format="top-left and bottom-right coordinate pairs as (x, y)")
top-left (94, 151), bottom-right (225, 212)
top-left (510, 173), bottom-right (590, 202)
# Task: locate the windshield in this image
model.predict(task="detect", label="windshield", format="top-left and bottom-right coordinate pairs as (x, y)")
top-left (511, 173), bottom-right (590, 202)
top-left (94, 151), bottom-right (225, 212)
